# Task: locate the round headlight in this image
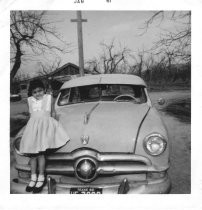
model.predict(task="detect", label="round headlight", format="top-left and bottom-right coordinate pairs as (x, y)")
top-left (143, 134), bottom-right (167, 156)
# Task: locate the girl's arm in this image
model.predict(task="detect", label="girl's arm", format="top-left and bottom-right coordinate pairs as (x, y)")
top-left (26, 97), bottom-right (31, 119)
top-left (51, 95), bottom-right (56, 119)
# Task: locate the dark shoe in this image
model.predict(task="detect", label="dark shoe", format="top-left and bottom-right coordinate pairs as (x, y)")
top-left (25, 180), bottom-right (37, 192)
top-left (32, 179), bottom-right (47, 194)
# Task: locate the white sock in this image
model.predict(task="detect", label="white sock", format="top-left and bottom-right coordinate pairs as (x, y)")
top-left (28, 174), bottom-right (37, 187)
top-left (36, 174), bottom-right (45, 188)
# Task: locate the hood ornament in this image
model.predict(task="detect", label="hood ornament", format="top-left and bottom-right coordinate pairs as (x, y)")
top-left (84, 112), bottom-right (89, 124)
top-left (81, 135), bottom-right (89, 145)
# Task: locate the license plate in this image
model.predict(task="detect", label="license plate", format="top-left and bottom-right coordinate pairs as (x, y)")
top-left (70, 187), bottom-right (102, 194)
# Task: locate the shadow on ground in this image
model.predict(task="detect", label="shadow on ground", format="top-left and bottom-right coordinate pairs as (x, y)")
top-left (161, 98), bottom-right (191, 123)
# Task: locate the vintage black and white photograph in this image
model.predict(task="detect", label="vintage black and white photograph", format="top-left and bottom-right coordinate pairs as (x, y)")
top-left (10, 10), bottom-right (191, 195)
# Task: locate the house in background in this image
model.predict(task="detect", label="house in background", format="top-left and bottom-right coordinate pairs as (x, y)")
top-left (11, 63), bottom-right (90, 98)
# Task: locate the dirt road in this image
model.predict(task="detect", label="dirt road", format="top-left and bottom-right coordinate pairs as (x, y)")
top-left (10, 90), bottom-right (191, 194)
top-left (150, 90), bottom-right (191, 194)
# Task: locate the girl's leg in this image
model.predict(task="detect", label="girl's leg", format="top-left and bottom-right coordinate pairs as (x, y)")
top-left (38, 154), bottom-right (46, 175)
top-left (34, 154), bottom-right (46, 191)
top-left (26, 156), bottom-right (37, 192)
top-left (30, 156), bottom-right (37, 175)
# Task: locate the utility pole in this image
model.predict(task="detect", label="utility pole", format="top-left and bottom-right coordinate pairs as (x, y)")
top-left (71, 11), bottom-right (87, 76)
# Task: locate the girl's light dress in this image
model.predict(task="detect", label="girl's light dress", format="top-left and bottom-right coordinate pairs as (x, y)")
top-left (20, 94), bottom-right (70, 154)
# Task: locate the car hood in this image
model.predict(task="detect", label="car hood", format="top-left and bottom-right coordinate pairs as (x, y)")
top-left (56, 102), bottom-right (150, 153)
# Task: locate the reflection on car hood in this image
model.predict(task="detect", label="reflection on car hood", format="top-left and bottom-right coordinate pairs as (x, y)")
top-left (56, 102), bottom-right (150, 153)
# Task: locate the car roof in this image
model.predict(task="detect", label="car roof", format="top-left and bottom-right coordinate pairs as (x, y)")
top-left (61, 74), bottom-right (146, 89)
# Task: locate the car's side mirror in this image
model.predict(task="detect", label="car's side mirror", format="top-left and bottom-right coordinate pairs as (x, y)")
top-left (157, 98), bottom-right (165, 105)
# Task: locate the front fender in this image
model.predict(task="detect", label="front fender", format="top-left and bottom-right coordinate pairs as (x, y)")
top-left (135, 107), bottom-right (169, 169)
top-left (14, 126), bottom-right (26, 139)
top-left (13, 126), bottom-right (30, 165)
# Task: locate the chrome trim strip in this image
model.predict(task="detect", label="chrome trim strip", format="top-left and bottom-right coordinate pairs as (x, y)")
top-left (133, 107), bottom-right (150, 152)
top-left (46, 150), bottom-right (152, 166)
top-left (97, 165), bottom-right (162, 174)
top-left (15, 163), bottom-right (168, 175)
top-left (84, 102), bottom-right (100, 124)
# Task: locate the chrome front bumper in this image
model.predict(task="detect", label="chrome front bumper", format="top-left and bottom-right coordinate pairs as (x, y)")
top-left (11, 173), bottom-right (171, 194)
top-left (12, 149), bottom-right (171, 194)
top-left (15, 150), bottom-right (169, 177)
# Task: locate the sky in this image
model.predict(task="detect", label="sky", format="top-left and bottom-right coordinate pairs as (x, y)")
top-left (13, 11), bottom-right (184, 77)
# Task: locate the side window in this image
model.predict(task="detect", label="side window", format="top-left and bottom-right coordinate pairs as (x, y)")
top-left (133, 86), bottom-right (147, 103)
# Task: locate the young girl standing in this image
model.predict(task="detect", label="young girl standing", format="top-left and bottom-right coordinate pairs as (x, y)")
top-left (19, 79), bottom-right (70, 193)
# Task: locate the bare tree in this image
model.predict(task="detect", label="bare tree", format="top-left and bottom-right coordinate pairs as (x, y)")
top-left (10, 11), bottom-right (70, 81)
top-left (13, 72), bottom-right (30, 83)
top-left (86, 40), bottom-right (131, 74)
top-left (129, 50), bottom-right (145, 77)
top-left (100, 40), bottom-right (131, 74)
top-left (142, 11), bottom-right (191, 62)
top-left (141, 53), bottom-right (154, 85)
top-left (37, 58), bottom-right (61, 77)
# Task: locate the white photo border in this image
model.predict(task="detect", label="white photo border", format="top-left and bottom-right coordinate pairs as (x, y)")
top-left (1, 0), bottom-right (201, 209)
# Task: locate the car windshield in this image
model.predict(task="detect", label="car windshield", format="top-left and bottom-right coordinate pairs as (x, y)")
top-left (58, 84), bottom-right (147, 106)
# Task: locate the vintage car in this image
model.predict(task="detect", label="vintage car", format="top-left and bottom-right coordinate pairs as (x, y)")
top-left (11, 74), bottom-right (171, 194)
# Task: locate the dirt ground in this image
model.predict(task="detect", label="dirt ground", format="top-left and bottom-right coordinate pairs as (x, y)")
top-left (150, 90), bottom-right (191, 194)
top-left (10, 90), bottom-right (191, 194)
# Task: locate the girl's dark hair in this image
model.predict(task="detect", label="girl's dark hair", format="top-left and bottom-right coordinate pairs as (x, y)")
top-left (28, 79), bottom-right (45, 97)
